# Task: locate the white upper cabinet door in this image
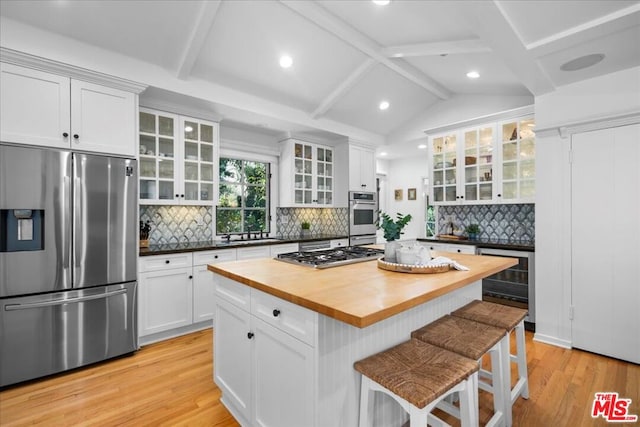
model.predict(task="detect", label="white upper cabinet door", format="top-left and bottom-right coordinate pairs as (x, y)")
top-left (349, 145), bottom-right (375, 192)
top-left (0, 63), bottom-right (70, 148)
top-left (70, 80), bottom-right (136, 156)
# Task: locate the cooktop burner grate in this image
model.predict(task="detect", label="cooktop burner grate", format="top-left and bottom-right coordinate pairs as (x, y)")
top-left (276, 246), bottom-right (383, 268)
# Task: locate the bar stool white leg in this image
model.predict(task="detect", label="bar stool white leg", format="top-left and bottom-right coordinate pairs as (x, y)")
top-left (511, 320), bottom-right (530, 402)
top-left (358, 376), bottom-right (374, 427)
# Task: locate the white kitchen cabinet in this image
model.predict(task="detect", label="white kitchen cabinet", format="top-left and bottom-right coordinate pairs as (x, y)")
top-left (279, 138), bottom-right (334, 207)
top-left (429, 117), bottom-right (535, 205)
top-left (138, 266), bottom-right (193, 336)
top-left (0, 62), bottom-right (136, 156)
top-left (237, 245), bottom-right (271, 260)
top-left (214, 276), bottom-right (317, 427)
top-left (497, 118), bottom-right (536, 203)
top-left (193, 249), bottom-right (237, 323)
top-left (214, 297), bottom-right (252, 422)
top-left (330, 238), bottom-right (349, 248)
top-left (139, 108), bottom-right (218, 205)
top-left (270, 243), bottom-right (299, 257)
top-left (252, 317), bottom-right (315, 427)
top-left (348, 145), bottom-right (376, 191)
top-left (138, 249), bottom-right (238, 341)
top-left (419, 241), bottom-right (476, 255)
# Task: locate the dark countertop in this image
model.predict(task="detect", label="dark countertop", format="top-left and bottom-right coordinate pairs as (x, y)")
top-left (139, 234), bottom-right (349, 256)
top-left (417, 237), bottom-right (535, 252)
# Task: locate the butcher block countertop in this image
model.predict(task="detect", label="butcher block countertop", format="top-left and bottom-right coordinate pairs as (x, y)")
top-left (208, 251), bottom-right (517, 328)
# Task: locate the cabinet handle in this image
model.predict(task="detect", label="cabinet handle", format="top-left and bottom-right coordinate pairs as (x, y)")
top-left (73, 134), bottom-right (79, 139)
top-left (214, 255), bottom-right (218, 259)
top-left (457, 249), bottom-right (461, 253)
top-left (247, 332), bottom-right (254, 339)
top-left (497, 194), bottom-right (502, 197)
top-left (460, 195), bottom-right (464, 199)
top-left (62, 132), bottom-right (69, 138)
top-left (189, 275), bottom-right (193, 279)
top-left (180, 194), bottom-right (185, 198)
top-left (272, 309), bottom-right (281, 317)
top-left (165, 260), bottom-right (170, 264)
top-left (175, 194), bottom-right (179, 198)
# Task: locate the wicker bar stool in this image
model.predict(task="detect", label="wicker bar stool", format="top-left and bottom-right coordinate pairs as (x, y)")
top-left (451, 300), bottom-right (529, 407)
top-left (411, 315), bottom-right (510, 427)
top-left (354, 338), bottom-right (479, 427)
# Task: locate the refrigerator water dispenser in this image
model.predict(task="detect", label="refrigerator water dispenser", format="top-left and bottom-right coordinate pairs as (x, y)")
top-left (0, 209), bottom-right (44, 252)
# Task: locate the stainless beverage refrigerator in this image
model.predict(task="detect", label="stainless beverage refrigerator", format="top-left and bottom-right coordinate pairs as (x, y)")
top-left (0, 143), bottom-right (138, 387)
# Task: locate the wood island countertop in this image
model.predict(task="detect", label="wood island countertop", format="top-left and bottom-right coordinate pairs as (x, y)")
top-left (207, 252), bottom-right (517, 328)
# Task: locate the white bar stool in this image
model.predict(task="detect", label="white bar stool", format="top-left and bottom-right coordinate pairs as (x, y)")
top-left (411, 314), bottom-right (510, 427)
top-left (451, 300), bottom-right (530, 414)
top-left (354, 338), bottom-right (479, 427)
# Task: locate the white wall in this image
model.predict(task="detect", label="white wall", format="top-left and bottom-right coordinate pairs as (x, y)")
top-left (382, 155), bottom-right (429, 241)
top-left (534, 66), bottom-right (640, 347)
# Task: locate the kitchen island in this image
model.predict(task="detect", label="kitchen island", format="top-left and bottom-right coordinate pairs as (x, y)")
top-left (208, 252), bottom-right (516, 427)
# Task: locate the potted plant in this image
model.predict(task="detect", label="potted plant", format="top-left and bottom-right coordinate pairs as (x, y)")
top-left (377, 212), bottom-right (412, 262)
top-left (301, 221), bottom-right (311, 237)
top-left (465, 223), bottom-right (480, 240)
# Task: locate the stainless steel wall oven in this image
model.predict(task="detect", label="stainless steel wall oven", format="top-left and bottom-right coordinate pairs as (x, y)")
top-left (348, 191), bottom-right (377, 245)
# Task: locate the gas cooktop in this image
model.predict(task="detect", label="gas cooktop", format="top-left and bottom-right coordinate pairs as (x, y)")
top-left (276, 246), bottom-right (383, 269)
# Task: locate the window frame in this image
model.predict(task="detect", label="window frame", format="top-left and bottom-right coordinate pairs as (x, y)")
top-left (217, 154), bottom-right (273, 236)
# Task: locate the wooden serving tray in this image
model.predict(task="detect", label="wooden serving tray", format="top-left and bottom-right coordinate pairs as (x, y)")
top-left (377, 258), bottom-right (451, 274)
top-left (436, 234), bottom-right (468, 240)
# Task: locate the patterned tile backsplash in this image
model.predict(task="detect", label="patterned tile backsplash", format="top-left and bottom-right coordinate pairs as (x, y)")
top-left (276, 207), bottom-right (349, 238)
top-left (438, 204), bottom-right (535, 240)
top-left (139, 205), bottom-right (214, 245)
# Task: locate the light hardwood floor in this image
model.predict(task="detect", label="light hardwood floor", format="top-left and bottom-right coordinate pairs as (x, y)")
top-left (0, 328), bottom-right (638, 426)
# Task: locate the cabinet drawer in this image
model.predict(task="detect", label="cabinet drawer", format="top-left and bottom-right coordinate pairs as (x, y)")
top-left (331, 239), bottom-right (349, 248)
top-left (270, 243), bottom-right (299, 257)
top-left (194, 249), bottom-right (237, 266)
top-left (251, 288), bottom-right (317, 347)
top-left (237, 246), bottom-right (271, 260)
top-left (139, 253), bottom-right (193, 273)
top-left (214, 275), bottom-right (250, 312)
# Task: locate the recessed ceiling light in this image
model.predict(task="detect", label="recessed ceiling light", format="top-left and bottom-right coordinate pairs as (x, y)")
top-left (560, 53), bottom-right (605, 71)
top-left (418, 144), bottom-right (427, 149)
top-left (379, 151), bottom-right (388, 156)
top-left (279, 55), bottom-right (293, 69)
top-left (466, 71), bottom-right (480, 79)
top-left (379, 101), bottom-right (390, 110)
top-left (372, 0), bottom-right (390, 5)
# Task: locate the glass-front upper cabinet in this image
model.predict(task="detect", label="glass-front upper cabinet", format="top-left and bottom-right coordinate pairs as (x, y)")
top-left (432, 133), bottom-right (458, 203)
top-left (280, 139), bottom-right (334, 207)
top-left (499, 118), bottom-right (535, 202)
top-left (139, 108), bottom-right (218, 205)
top-left (315, 146), bottom-right (333, 205)
top-left (463, 126), bottom-right (494, 202)
top-left (181, 117), bottom-right (215, 203)
top-left (139, 109), bottom-right (178, 203)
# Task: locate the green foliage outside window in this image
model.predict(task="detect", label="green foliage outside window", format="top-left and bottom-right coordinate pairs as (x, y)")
top-left (217, 158), bottom-right (269, 234)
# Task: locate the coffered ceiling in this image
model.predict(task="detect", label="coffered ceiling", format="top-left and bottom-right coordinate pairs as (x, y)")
top-left (1, 0), bottom-right (639, 156)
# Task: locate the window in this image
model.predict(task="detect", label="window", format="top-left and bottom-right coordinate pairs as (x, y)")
top-left (217, 158), bottom-right (270, 234)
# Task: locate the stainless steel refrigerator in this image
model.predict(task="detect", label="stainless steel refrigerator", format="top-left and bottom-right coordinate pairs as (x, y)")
top-left (0, 143), bottom-right (138, 387)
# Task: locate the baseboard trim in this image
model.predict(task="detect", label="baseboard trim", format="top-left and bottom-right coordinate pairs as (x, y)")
top-left (139, 321), bottom-right (212, 346)
top-left (533, 333), bottom-right (572, 349)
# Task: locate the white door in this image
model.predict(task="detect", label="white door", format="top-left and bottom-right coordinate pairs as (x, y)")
top-left (138, 267), bottom-right (193, 336)
top-left (571, 124), bottom-right (640, 363)
top-left (252, 318), bottom-right (314, 427)
top-left (71, 79), bottom-right (136, 156)
top-left (214, 298), bottom-right (252, 424)
top-left (0, 63), bottom-right (70, 148)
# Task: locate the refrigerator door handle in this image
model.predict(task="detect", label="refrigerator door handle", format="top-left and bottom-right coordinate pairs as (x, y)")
top-left (4, 288), bottom-right (127, 311)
